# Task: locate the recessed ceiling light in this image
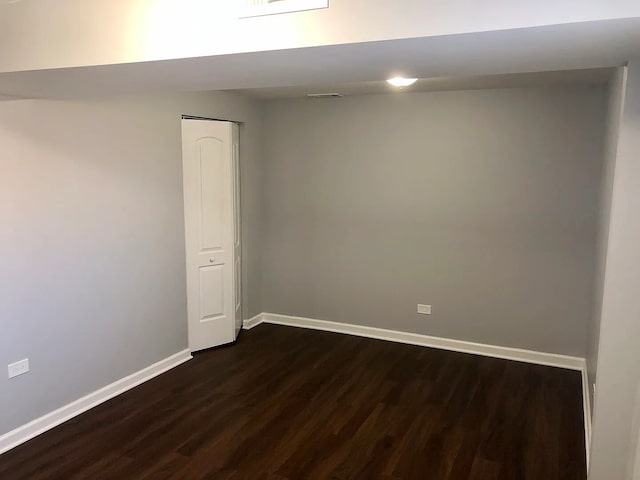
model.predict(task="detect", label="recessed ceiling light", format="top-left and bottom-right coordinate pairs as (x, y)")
top-left (387, 77), bottom-right (418, 87)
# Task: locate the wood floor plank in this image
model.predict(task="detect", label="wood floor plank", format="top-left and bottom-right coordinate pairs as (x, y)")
top-left (0, 324), bottom-right (587, 479)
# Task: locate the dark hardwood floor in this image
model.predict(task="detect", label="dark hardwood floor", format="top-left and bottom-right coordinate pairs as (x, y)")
top-left (0, 324), bottom-right (586, 480)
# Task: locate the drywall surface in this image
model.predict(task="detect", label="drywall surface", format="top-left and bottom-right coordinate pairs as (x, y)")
top-left (0, 90), bottom-right (263, 435)
top-left (261, 86), bottom-right (606, 356)
top-left (0, 0), bottom-right (640, 73)
top-left (589, 60), bottom-right (640, 480)
top-left (586, 67), bottom-right (627, 412)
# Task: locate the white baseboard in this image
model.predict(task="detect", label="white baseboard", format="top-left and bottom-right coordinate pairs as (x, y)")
top-left (256, 312), bottom-right (585, 370)
top-left (243, 313), bottom-right (265, 330)
top-left (582, 366), bottom-right (592, 471)
top-left (0, 349), bottom-right (192, 455)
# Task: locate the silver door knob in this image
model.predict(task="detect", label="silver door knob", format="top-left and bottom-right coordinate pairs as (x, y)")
top-left (209, 257), bottom-right (215, 263)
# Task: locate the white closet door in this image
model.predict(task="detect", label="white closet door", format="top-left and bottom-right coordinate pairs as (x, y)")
top-left (182, 119), bottom-right (239, 352)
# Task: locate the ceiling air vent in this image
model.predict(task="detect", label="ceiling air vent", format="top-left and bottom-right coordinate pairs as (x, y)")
top-left (240, 0), bottom-right (328, 18)
top-left (307, 93), bottom-right (343, 99)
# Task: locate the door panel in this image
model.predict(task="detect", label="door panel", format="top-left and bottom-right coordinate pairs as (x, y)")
top-left (182, 119), bottom-right (240, 352)
top-left (199, 265), bottom-right (225, 321)
top-left (197, 138), bottom-right (224, 251)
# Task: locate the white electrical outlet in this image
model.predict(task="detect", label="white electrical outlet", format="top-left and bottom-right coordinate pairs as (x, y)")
top-left (417, 304), bottom-right (432, 315)
top-left (8, 359), bottom-right (29, 379)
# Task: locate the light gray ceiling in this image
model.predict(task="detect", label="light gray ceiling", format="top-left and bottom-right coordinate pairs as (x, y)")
top-left (0, 18), bottom-right (636, 99)
top-left (229, 68), bottom-right (614, 100)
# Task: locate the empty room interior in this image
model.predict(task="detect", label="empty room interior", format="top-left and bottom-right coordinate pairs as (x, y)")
top-left (1, 1), bottom-right (640, 479)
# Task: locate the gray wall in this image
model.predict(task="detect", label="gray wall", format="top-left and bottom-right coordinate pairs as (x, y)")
top-left (0, 91), bottom-right (263, 436)
top-left (587, 68), bottom-right (627, 412)
top-left (262, 86), bottom-right (606, 356)
top-left (589, 60), bottom-right (640, 480)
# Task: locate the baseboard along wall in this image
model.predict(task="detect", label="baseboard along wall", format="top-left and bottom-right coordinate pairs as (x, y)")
top-left (0, 349), bottom-right (192, 455)
top-left (246, 312), bottom-right (584, 369)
